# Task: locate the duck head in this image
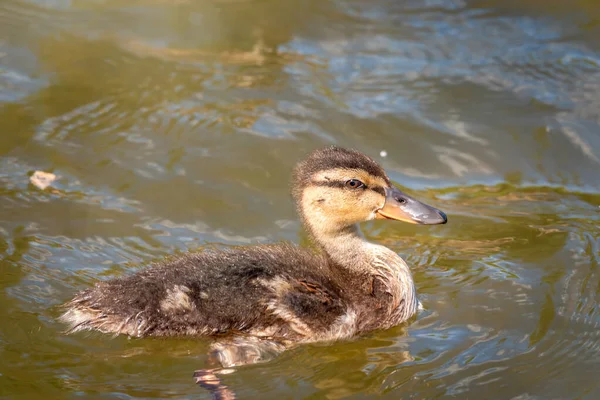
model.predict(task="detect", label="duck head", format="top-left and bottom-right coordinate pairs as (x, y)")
top-left (292, 146), bottom-right (447, 236)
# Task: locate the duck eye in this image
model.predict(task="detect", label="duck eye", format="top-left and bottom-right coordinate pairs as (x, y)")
top-left (345, 179), bottom-right (364, 189)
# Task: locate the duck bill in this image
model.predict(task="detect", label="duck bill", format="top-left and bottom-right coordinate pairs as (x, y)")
top-left (375, 187), bottom-right (447, 225)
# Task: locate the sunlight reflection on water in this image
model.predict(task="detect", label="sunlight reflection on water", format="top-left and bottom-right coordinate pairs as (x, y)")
top-left (0, 0), bottom-right (599, 398)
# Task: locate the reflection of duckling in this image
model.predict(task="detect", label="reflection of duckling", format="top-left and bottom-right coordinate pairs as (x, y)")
top-left (61, 146), bottom-right (446, 374)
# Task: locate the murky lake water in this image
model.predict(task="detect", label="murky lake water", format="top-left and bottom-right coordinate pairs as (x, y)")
top-left (1, 0), bottom-right (600, 398)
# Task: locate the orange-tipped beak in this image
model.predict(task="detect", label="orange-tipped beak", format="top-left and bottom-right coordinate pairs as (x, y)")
top-left (375, 187), bottom-right (447, 225)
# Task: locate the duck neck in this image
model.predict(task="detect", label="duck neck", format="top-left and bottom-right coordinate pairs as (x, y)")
top-left (310, 223), bottom-right (411, 280)
top-left (311, 224), bottom-right (371, 271)
top-left (307, 222), bottom-right (419, 323)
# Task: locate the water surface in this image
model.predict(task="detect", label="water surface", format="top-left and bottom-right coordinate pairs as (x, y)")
top-left (1, 0), bottom-right (600, 398)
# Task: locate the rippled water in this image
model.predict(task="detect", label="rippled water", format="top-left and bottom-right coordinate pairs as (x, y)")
top-left (1, 0), bottom-right (599, 398)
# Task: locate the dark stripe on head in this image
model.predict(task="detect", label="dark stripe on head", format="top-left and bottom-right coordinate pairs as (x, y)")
top-left (311, 180), bottom-right (347, 189)
top-left (371, 186), bottom-right (385, 196)
top-left (310, 180), bottom-right (387, 197)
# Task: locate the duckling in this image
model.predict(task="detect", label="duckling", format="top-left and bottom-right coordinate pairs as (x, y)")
top-left (60, 146), bottom-right (446, 375)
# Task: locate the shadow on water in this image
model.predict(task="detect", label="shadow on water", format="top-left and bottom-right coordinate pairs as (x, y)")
top-left (1, 0), bottom-right (600, 398)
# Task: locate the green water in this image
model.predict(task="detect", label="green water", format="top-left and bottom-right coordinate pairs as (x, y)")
top-left (1, 0), bottom-right (600, 398)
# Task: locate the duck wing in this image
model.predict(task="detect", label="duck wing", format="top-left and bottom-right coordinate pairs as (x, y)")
top-left (60, 243), bottom-right (351, 340)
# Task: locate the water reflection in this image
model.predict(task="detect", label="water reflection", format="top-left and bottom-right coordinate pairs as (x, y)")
top-left (1, 0), bottom-right (600, 398)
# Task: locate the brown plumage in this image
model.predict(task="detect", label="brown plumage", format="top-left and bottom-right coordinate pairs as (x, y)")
top-left (60, 146), bottom-right (447, 382)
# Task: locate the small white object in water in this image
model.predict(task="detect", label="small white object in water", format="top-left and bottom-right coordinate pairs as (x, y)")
top-left (380, 150), bottom-right (387, 157)
top-left (30, 171), bottom-right (56, 190)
